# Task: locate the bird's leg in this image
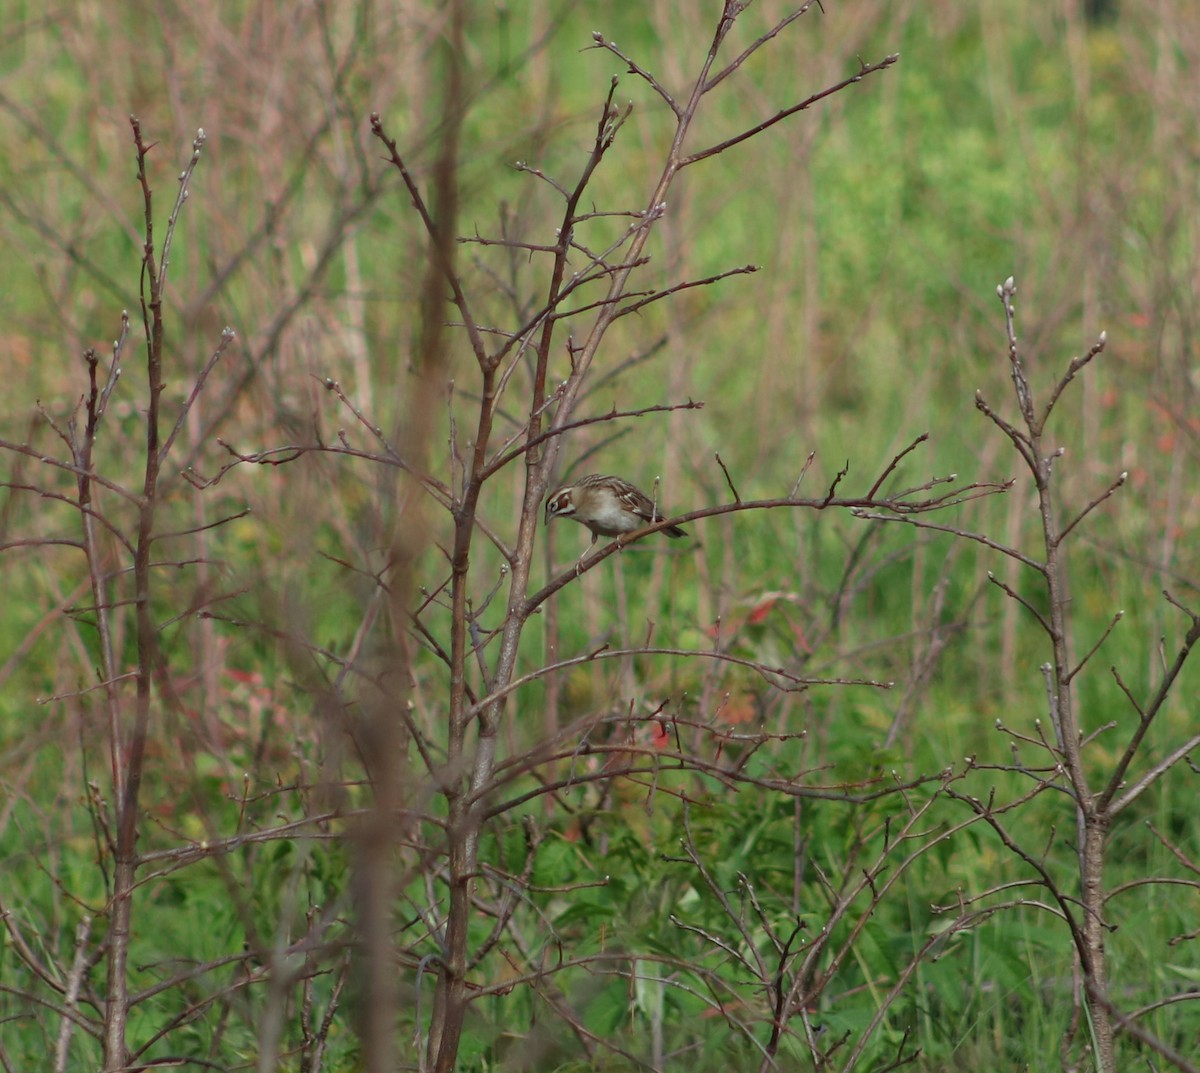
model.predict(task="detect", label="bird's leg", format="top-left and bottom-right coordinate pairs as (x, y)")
top-left (575, 533), bottom-right (599, 576)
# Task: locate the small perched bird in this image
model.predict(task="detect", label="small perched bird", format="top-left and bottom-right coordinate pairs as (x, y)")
top-left (544, 473), bottom-right (687, 551)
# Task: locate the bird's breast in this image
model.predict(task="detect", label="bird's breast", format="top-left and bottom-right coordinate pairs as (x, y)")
top-left (585, 501), bottom-right (643, 535)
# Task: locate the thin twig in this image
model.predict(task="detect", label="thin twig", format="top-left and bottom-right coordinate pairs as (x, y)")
top-left (681, 54), bottom-right (900, 167)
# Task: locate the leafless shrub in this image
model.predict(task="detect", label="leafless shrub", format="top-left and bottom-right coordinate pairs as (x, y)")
top-left (14, 5), bottom-right (1194, 1073)
top-left (862, 277), bottom-right (1200, 1073)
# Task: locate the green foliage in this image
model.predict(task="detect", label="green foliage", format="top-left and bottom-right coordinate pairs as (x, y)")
top-left (2, 1), bottom-right (1199, 1070)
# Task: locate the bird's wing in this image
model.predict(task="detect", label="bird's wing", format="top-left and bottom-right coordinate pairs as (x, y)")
top-left (618, 485), bottom-right (662, 523)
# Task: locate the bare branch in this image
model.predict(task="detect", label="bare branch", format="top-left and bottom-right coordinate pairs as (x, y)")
top-left (1039, 331), bottom-right (1108, 431)
top-left (1055, 471), bottom-right (1127, 547)
top-left (158, 327), bottom-right (237, 464)
top-left (982, 573), bottom-right (1052, 643)
top-left (715, 453), bottom-right (741, 504)
top-left (974, 390), bottom-right (1036, 473)
top-left (588, 31), bottom-right (681, 117)
top-left (1064, 611), bottom-right (1124, 685)
top-left (703, 3), bottom-right (825, 94)
top-left (995, 275), bottom-right (1036, 428)
top-left (1101, 600), bottom-right (1200, 812)
top-left (369, 112), bottom-right (488, 368)
top-left (851, 502), bottom-right (1038, 570)
top-left (613, 263), bottom-right (759, 318)
top-left (482, 401), bottom-right (703, 480)
top-left (865, 433), bottom-right (930, 500)
top-left (681, 54), bottom-right (900, 167)
top-left (465, 643), bottom-right (890, 724)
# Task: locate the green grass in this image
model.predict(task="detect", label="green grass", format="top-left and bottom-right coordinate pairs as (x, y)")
top-left (2, 2), bottom-right (1199, 1070)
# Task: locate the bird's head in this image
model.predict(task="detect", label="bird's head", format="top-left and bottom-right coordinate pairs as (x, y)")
top-left (544, 486), bottom-right (576, 526)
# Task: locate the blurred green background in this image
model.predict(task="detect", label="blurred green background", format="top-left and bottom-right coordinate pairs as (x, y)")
top-left (1, 1), bottom-right (1198, 1069)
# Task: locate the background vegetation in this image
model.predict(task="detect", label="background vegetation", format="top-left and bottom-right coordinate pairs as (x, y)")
top-left (1, 1), bottom-right (1197, 1070)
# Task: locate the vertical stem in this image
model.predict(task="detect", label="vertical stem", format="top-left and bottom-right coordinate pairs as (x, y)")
top-left (74, 339), bottom-right (126, 808)
top-left (431, 18), bottom-right (737, 1070)
top-left (1002, 278), bottom-right (1114, 1072)
top-left (413, 4), bottom-right (473, 1069)
top-left (1081, 821), bottom-right (1114, 1068)
top-left (1038, 464), bottom-right (1114, 1070)
top-left (482, 2), bottom-right (737, 775)
top-left (104, 116), bottom-right (167, 1073)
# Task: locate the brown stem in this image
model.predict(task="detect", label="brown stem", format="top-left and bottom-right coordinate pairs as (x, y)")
top-left (104, 113), bottom-right (179, 1073)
